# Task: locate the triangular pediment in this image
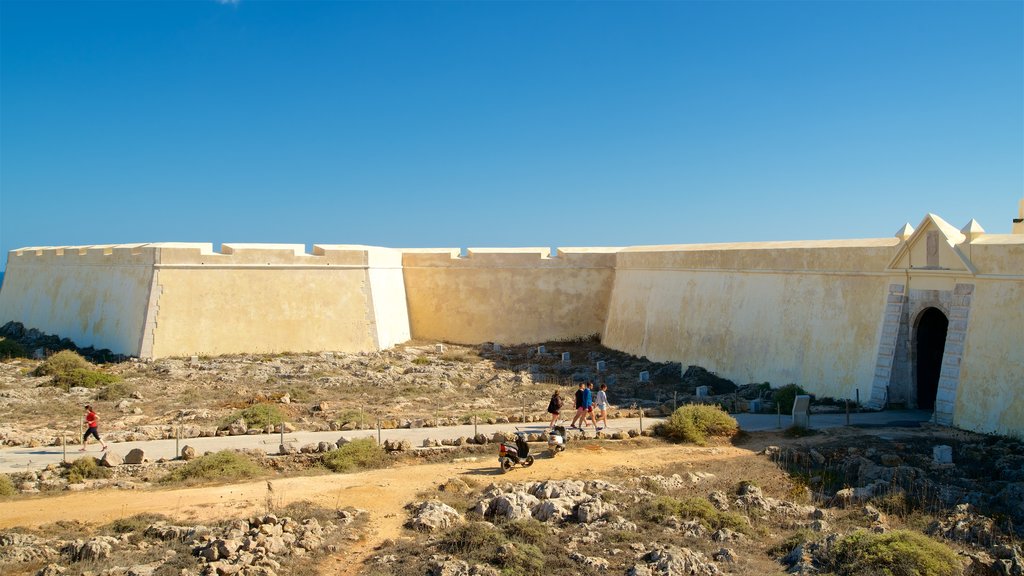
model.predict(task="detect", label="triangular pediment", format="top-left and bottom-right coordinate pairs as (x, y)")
top-left (888, 213), bottom-right (975, 273)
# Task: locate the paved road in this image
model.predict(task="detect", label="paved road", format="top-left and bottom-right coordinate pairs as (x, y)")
top-left (0, 410), bottom-right (932, 474)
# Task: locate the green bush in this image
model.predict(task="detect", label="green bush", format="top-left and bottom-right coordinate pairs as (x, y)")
top-left (439, 521), bottom-right (507, 554)
top-left (33, 350), bottom-right (121, 391)
top-left (412, 355), bottom-right (431, 365)
top-left (656, 404), bottom-right (738, 445)
top-left (95, 381), bottom-right (136, 401)
top-left (222, 403), bottom-right (285, 429)
top-left (65, 457), bottom-right (113, 484)
top-left (773, 384), bottom-right (809, 416)
top-left (53, 368), bottom-right (122, 390)
top-left (162, 451), bottom-right (262, 484)
top-left (0, 474), bottom-right (15, 497)
top-left (501, 519), bottom-right (549, 546)
top-left (829, 530), bottom-right (962, 576)
top-left (321, 438), bottom-right (387, 473)
top-left (34, 350), bottom-right (91, 376)
top-left (637, 495), bottom-right (747, 533)
top-left (105, 513), bottom-right (170, 534)
top-left (0, 338), bottom-right (28, 360)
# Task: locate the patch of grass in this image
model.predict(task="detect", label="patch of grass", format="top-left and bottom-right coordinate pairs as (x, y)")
top-left (104, 513), bottom-right (171, 534)
top-left (501, 519), bottom-right (549, 546)
top-left (335, 409), bottom-right (371, 428)
top-left (95, 380), bottom-right (136, 401)
top-left (321, 438), bottom-right (388, 473)
top-left (440, 350), bottom-right (479, 363)
top-left (438, 521), bottom-right (507, 555)
top-left (161, 450), bottom-right (262, 485)
top-left (655, 404), bottom-right (739, 445)
top-left (828, 530), bottom-right (963, 576)
top-left (773, 384), bottom-right (809, 416)
top-left (0, 337), bottom-right (28, 359)
top-left (495, 541), bottom-right (544, 576)
top-left (0, 473), bottom-right (16, 496)
top-left (412, 355), bottom-right (431, 365)
top-left (461, 410), bottom-right (497, 424)
top-left (53, 368), bottom-right (122, 389)
top-left (221, 403), bottom-right (285, 429)
top-left (636, 495), bottom-right (748, 533)
top-left (65, 456), bottom-right (113, 484)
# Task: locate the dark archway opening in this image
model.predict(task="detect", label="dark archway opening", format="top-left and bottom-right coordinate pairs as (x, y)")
top-left (916, 307), bottom-right (948, 410)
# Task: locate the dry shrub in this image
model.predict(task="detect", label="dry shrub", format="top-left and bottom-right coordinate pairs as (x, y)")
top-left (321, 438), bottom-right (387, 473)
top-left (162, 450), bottom-right (262, 485)
top-left (656, 404), bottom-right (738, 445)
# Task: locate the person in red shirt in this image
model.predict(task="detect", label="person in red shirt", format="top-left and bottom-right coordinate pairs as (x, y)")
top-left (81, 405), bottom-right (107, 451)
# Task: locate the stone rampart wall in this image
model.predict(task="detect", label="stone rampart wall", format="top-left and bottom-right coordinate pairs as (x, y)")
top-left (401, 248), bottom-right (620, 345)
top-left (602, 241), bottom-right (899, 400)
top-left (0, 215), bottom-right (1021, 438)
top-left (0, 245), bottom-right (157, 356)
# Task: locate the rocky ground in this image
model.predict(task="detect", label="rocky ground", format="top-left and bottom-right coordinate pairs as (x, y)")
top-left (1, 502), bottom-right (367, 576)
top-left (2, 323), bottom-right (1022, 576)
top-left (368, 428), bottom-right (1024, 576)
top-left (0, 324), bottom-right (761, 449)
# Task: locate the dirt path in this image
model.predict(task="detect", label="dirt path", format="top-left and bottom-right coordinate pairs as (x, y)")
top-left (0, 441), bottom-right (758, 574)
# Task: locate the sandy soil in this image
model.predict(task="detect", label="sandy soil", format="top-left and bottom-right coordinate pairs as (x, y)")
top-left (0, 440), bottom-right (756, 574)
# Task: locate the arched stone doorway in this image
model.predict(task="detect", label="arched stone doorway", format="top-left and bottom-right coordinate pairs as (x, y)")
top-left (915, 307), bottom-right (948, 410)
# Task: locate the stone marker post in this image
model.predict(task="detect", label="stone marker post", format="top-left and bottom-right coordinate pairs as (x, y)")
top-left (792, 395), bottom-right (811, 428)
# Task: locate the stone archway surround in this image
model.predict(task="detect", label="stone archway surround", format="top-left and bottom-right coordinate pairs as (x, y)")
top-left (867, 282), bottom-right (973, 425)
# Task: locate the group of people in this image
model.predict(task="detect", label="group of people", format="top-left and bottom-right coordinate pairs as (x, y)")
top-left (546, 381), bottom-right (609, 432)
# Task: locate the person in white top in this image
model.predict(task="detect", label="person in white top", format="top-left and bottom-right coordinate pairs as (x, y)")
top-left (595, 383), bottom-right (609, 431)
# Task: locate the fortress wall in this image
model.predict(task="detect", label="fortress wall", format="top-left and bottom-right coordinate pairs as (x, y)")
top-left (147, 243), bottom-right (406, 358)
top-left (0, 245), bottom-right (157, 356)
top-left (402, 248), bottom-right (620, 345)
top-left (953, 269), bottom-right (1024, 439)
top-left (603, 241), bottom-right (899, 399)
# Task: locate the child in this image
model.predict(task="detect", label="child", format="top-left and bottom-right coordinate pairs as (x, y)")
top-left (546, 390), bottom-right (563, 428)
top-left (81, 405), bottom-right (107, 451)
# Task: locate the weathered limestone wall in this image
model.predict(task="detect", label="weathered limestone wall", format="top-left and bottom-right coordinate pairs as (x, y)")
top-left (147, 243), bottom-right (407, 358)
top-left (951, 238), bottom-right (1024, 437)
top-left (0, 245), bottom-right (157, 356)
top-left (402, 248), bottom-right (620, 345)
top-left (603, 240), bottom-right (900, 400)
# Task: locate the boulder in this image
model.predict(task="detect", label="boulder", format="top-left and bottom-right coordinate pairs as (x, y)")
top-left (488, 492), bottom-right (540, 520)
top-left (576, 497), bottom-right (617, 523)
top-left (123, 448), bottom-right (146, 465)
top-left (100, 451), bottom-right (124, 467)
top-left (406, 501), bottom-right (464, 532)
top-left (532, 498), bottom-right (575, 522)
top-left (180, 445), bottom-right (197, 460)
top-left (631, 545), bottom-right (721, 576)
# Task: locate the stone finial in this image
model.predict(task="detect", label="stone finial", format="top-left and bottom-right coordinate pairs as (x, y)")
top-left (895, 223), bottom-right (914, 241)
top-left (960, 219), bottom-right (985, 242)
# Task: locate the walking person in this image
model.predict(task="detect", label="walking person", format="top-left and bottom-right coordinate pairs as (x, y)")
top-left (546, 390), bottom-right (563, 429)
top-left (570, 382), bottom-right (586, 429)
top-left (595, 383), bottom-right (609, 431)
top-left (583, 382), bottom-right (598, 430)
top-left (80, 405), bottom-right (107, 451)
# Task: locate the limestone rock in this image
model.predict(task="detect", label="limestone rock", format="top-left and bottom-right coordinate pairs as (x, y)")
top-left (576, 497), bottom-right (617, 523)
top-left (631, 545), bottom-right (721, 576)
top-left (124, 448), bottom-right (146, 464)
top-left (406, 501), bottom-right (464, 532)
top-left (100, 450), bottom-right (124, 467)
top-left (488, 492), bottom-right (540, 520)
top-left (181, 445), bottom-right (197, 460)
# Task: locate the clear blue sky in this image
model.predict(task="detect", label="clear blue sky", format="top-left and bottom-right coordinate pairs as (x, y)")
top-left (1, 1), bottom-right (1022, 266)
